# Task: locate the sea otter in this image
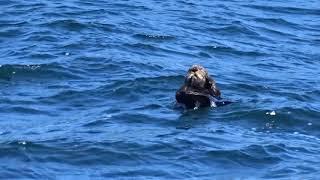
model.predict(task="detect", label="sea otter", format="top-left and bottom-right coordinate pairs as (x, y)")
top-left (176, 65), bottom-right (230, 109)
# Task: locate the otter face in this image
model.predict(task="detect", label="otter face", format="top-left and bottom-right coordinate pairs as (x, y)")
top-left (176, 64), bottom-right (224, 109)
top-left (185, 65), bottom-right (208, 88)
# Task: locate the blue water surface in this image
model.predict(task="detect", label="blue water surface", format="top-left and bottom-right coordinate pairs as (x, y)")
top-left (0, 0), bottom-right (319, 179)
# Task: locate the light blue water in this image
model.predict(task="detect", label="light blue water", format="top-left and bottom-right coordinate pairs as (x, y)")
top-left (0, 0), bottom-right (319, 179)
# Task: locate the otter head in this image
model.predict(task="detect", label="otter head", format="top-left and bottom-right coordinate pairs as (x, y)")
top-left (185, 65), bottom-right (209, 88)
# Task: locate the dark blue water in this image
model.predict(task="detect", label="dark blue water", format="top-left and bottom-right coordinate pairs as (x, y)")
top-left (1, 0), bottom-right (319, 179)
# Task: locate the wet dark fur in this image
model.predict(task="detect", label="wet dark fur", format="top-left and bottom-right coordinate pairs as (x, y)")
top-left (176, 65), bottom-right (221, 109)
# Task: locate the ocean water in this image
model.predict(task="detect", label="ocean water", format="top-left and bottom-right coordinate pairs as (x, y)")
top-left (0, 0), bottom-right (319, 179)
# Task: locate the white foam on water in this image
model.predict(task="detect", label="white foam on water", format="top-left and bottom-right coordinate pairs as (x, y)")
top-left (209, 96), bottom-right (218, 108)
top-left (266, 111), bottom-right (276, 116)
top-left (19, 141), bottom-right (27, 145)
top-left (210, 102), bottom-right (217, 108)
top-left (103, 114), bottom-right (112, 119)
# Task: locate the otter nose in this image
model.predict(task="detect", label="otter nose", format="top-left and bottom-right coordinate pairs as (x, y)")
top-left (191, 68), bottom-right (197, 72)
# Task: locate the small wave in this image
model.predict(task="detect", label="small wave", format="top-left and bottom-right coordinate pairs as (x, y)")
top-left (244, 5), bottom-right (320, 16)
top-left (124, 43), bottom-right (198, 58)
top-left (72, 56), bottom-right (124, 72)
top-left (37, 89), bottom-right (100, 106)
top-left (82, 119), bottom-right (112, 127)
top-left (89, 22), bottom-right (119, 33)
top-left (133, 34), bottom-right (175, 41)
top-left (206, 145), bottom-right (282, 167)
top-left (22, 31), bottom-right (60, 42)
top-left (8, 2), bottom-right (45, 10)
top-left (72, 58), bottom-right (165, 76)
top-left (0, 28), bottom-right (24, 39)
top-left (42, 19), bottom-right (88, 32)
top-left (196, 45), bottom-right (267, 57)
top-left (105, 75), bottom-right (183, 95)
top-left (0, 106), bottom-right (55, 116)
top-left (253, 17), bottom-right (301, 29)
top-left (0, 21), bottom-right (29, 28)
top-left (207, 22), bottom-right (260, 37)
top-left (0, 63), bottom-right (83, 81)
top-left (106, 3), bottom-right (151, 11)
top-left (255, 25), bottom-right (298, 39)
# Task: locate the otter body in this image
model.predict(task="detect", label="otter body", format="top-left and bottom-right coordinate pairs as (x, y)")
top-left (176, 65), bottom-right (227, 109)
